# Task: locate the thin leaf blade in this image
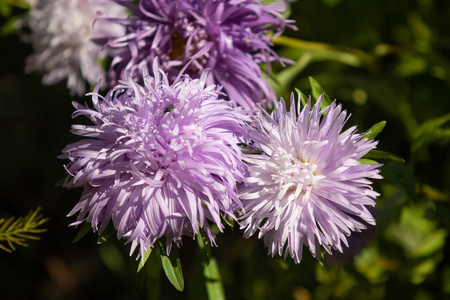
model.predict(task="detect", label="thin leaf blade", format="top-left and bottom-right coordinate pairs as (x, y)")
top-left (72, 223), bottom-right (91, 243)
top-left (364, 121), bottom-right (387, 140)
top-left (160, 244), bottom-right (184, 291)
top-left (309, 76), bottom-right (332, 108)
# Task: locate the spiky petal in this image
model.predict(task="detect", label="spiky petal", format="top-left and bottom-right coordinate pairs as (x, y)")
top-left (60, 60), bottom-right (247, 260)
top-left (239, 94), bottom-right (382, 263)
top-left (103, 0), bottom-right (295, 109)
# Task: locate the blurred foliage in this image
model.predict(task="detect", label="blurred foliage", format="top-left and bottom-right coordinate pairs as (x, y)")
top-left (0, 0), bottom-right (450, 299)
top-left (0, 0), bottom-right (29, 36)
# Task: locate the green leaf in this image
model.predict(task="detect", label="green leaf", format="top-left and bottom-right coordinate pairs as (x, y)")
top-left (364, 121), bottom-right (387, 140)
top-left (197, 229), bottom-right (212, 265)
top-left (308, 77), bottom-right (332, 109)
top-left (160, 242), bottom-right (184, 291)
top-left (295, 88), bottom-right (308, 107)
top-left (97, 222), bottom-right (116, 244)
top-left (358, 158), bottom-right (380, 165)
top-left (204, 258), bottom-right (226, 300)
top-left (364, 149), bottom-right (405, 162)
top-left (72, 223), bottom-right (91, 243)
top-left (137, 247), bottom-right (152, 273)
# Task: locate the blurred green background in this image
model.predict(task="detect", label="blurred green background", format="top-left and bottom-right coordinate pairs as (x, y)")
top-left (0, 0), bottom-right (449, 299)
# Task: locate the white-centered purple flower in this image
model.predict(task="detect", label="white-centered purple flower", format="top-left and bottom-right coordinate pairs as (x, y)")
top-left (103, 0), bottom-right (294, 110)
top-left (60, 60), bottom-right (247, 259)
top-left (23, 0), bottom-right (127, 96)
top-left (239, 94), bottom-right (382, 263)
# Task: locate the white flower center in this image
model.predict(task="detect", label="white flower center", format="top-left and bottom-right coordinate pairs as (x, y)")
top-left (271, 147), bottom-right (324, 202)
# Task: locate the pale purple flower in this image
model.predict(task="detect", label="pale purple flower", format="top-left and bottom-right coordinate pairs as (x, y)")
top-left (239, 94), bottom-right (382, 263)
top-left (103, 0), bottom-right (294, 109)
top-left (23, 0), bottom-right (127, 96)
top-left (60, 60), bottom-right (247, 259)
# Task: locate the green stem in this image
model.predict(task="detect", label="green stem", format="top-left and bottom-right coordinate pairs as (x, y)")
top-left (273, 36), bottom-right (376, 70)
top-left (203, 257), bottom-right (226, 300)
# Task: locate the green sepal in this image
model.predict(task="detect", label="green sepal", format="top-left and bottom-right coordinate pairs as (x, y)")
top-left (364, 121), bottom-right (387, 140)
top-left (308, 77), bottom-right (332, 109)
top-left (97, 222), bottom-right (116, 244)
top-left (364, 149), bottom-right (405, 162)
top-left (137, 247), bottom-right (152, 273)
top-left (159, 241), bottom-right (184, 291)
top-left (197, 229), bottom-right (212, 265)
top-left (72, 223), bottom-right (91, 243)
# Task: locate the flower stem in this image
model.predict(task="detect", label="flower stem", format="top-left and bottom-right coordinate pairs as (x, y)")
top-left (203, 257), bottom-right (226, 300)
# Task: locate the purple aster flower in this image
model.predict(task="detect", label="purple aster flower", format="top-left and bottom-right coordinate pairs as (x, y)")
top-left (60, 59), bottom-right (247, 259)
top-left (239, 94), bottom-right (382, 263)
top-left (103, 0), bottom-right (294, 109)
top-left (23, 0), bottom-right (127, 96)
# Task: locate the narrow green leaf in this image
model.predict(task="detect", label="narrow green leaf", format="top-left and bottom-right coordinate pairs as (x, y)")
top-left (160, 243), bottom-right (184, 291)
top-left (358, 158), bottom-right (380, 165)
top-left (295, 88), bottom-right (308, 107)
top-left (364, 121), bottom-right (387, 140)
top-left (308, 76), bottom-right (332, 109)
top-left (197, 229), bottom-right (212, 265)
top-left (0, 243), bottom-right (12, 253)
top-left (72, 223), bottom-right (91, 243)
top-left (0, 216), bottom-right (14, 232)
top-left (97, 222), bottom-right (115, 244)
top-left (364, 149), bottom-right (405, 162)
top-left (204, 258), bottom-right (226, 300)
top-left (137, 247), bottom-right (152, 273)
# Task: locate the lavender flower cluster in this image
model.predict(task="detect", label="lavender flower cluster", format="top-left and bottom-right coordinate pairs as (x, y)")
top-left (24, 0), bottom-right (382, 263)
